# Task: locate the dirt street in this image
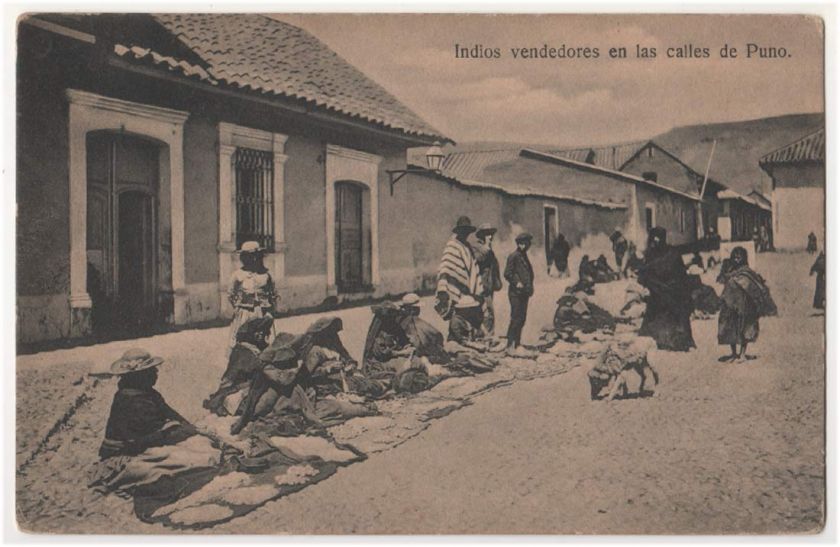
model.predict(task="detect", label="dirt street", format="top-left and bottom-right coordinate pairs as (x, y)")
top-left (16, 252), bottom-right (824, 534)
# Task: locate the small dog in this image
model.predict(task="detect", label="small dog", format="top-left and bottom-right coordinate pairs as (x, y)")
top-left (588, 337), bottom-right (659, 401)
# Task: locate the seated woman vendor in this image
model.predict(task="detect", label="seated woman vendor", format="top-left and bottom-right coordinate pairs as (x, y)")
top-left (97, 349), bottom-right (198, 459)
top-left (90, 349), bottom-right (223, 499)
top-left (204, 316), bottom-right (274, 416)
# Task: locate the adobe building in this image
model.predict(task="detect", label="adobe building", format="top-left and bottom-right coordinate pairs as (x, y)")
top-left (759, 128), bottom-right (826, 250)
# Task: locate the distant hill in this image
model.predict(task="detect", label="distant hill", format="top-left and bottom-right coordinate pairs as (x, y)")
top-left (652, 112), bottom-right (824, 196)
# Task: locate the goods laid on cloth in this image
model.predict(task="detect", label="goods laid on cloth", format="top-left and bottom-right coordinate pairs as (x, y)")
top-left (134, 433), bottom-right (364, 530)
top-left (547, 284), bottom-right (617, 342)
top-left (578, 254), bottom-right (620, 285)
top-left (620, 279), bottom-right (648, 320)
top-left (637, 228), bottom-right (696, 351)
top-left (587, 335), bottom-right (658, 401)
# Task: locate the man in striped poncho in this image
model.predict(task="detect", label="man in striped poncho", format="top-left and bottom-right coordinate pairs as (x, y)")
top-left (435, 216), bottom-right (484, 323)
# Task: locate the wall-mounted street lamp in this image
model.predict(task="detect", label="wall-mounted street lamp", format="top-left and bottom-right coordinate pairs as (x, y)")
top-left (387, 142), bottom-right (445, 196)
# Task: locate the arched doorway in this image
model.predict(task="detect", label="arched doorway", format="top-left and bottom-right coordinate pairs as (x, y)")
top-left (86, 131), bottom-right (170, 334)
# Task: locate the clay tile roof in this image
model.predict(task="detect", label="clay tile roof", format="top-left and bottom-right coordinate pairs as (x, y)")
top-left (760, 128), bottom-right (825, 165)
top-left (150, 14), bottom-right (446, 141)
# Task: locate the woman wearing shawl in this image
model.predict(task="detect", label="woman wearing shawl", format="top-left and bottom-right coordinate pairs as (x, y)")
top-left (811, 251), bottom-right (825, 311)
top-left (638, 227), bottom-right (696, 351)
top-left (398, 293), bottom-right (451, 365)
top-left (717, 247), bottom-right (777, 362)
top-left (205, 316), bottom-right (274, 416)
top-left (89, 349), bottom-right (228, 516)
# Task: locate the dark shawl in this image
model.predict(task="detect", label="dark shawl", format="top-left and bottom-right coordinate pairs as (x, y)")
top-left (100, 384), bottom-right (195, 459)
top-left (550, 237), bottom-right (571, 271)
top-left (638, 245), bottom-right (696, 351)
top-left (812, 253), bottom-right (826, 309)
top-left (399, 313), bottom-right (451, 364)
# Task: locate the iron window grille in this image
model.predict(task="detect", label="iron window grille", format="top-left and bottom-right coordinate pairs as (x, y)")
top-left (234, 147), bottom-right (274, 251)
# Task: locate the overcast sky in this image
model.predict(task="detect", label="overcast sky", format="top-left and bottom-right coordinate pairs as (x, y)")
top-left (275, 14), bottom-right (823, 146)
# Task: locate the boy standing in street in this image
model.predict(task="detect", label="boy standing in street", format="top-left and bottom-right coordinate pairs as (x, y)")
top-left (504, 232), bottom-right (536, 357)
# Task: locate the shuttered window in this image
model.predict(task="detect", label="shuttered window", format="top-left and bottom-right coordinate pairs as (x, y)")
top-left (234, 147), bottom-right (274, 251)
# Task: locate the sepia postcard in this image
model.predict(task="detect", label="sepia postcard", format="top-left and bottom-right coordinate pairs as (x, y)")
top-left (14, 12), bottom-right (826, 535)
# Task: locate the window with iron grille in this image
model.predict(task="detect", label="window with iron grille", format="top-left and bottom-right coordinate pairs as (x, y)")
top-left (234, 147), bottom-right (274, 251)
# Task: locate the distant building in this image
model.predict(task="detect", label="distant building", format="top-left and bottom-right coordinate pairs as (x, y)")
top-left (759, 128), bottom-right (826, 250)
top-left (550, 140), bottom-right (723, 243)
top-left (433, 147), bottom-right (702, 253)
top-left (714, 189), bottom-right (772, 244)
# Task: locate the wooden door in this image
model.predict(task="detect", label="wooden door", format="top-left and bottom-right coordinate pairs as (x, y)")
top-left (336, 182), bottom-right (364, 291)
top-left (86, 133), bottom-right (159, 333)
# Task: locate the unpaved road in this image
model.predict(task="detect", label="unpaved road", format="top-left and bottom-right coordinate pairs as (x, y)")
top-left (214, 252), bottom-right (824, 534)
top-left (16, 252), bottom-right (824, 534)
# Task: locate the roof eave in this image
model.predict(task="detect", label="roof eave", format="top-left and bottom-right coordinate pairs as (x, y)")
top-left (521, 148), bottom-right (702, 202)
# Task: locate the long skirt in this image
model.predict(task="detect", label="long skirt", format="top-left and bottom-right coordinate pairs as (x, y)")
top-left (717, 303), bottom-right (759, 345)
top-left (639, 302), bottom-right (695, 351)
top-left (88, 435), bottom-right (221, 495)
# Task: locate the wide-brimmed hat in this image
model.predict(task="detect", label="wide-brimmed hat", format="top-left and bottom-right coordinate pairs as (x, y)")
top-left (476, 223), bottom-right (497, 237)
top-left (106, 348), bottom-right (164, 376)
top-left (305, 316), bottom-right (343, 335)
top-left (455, 295), bottom-right (480, 309)
top-left (452, 216), bottom-right (476, 234)
top-left (401, 293), bottom-right (421, 307)
top-left (515, 232), bottom-right (533, 243)
top-left (238, 241), bottom-right (263, 254)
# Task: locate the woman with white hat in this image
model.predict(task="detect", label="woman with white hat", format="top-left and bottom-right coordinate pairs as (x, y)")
top-left (227, 241), bottom-right (277, 351)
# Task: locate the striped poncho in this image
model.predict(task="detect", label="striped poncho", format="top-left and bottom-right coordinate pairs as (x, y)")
top-left (436, 236), bottom-right (483, 313)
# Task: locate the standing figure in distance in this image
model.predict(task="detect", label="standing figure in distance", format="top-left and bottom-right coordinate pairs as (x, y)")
top-left (549, 232), bottom-right (571, 278)
top-left (228, 241), bottom-right (277, 351)
top-left (610, 230), bottom-right (628, 272)
top-left (504, 232), bottom-right (535, 357)
top-left (807, 232), bottom-right (818, 255)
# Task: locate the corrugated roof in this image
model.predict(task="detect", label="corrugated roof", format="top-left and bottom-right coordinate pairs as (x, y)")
top-left (760, 128), bottom-right (825, 165)
top-left (439, 149), bottom-right (626, 209)
top-left (132, 14), bottom-right (447, 141)
top-left (546, 140), bottom-right (649, 170)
